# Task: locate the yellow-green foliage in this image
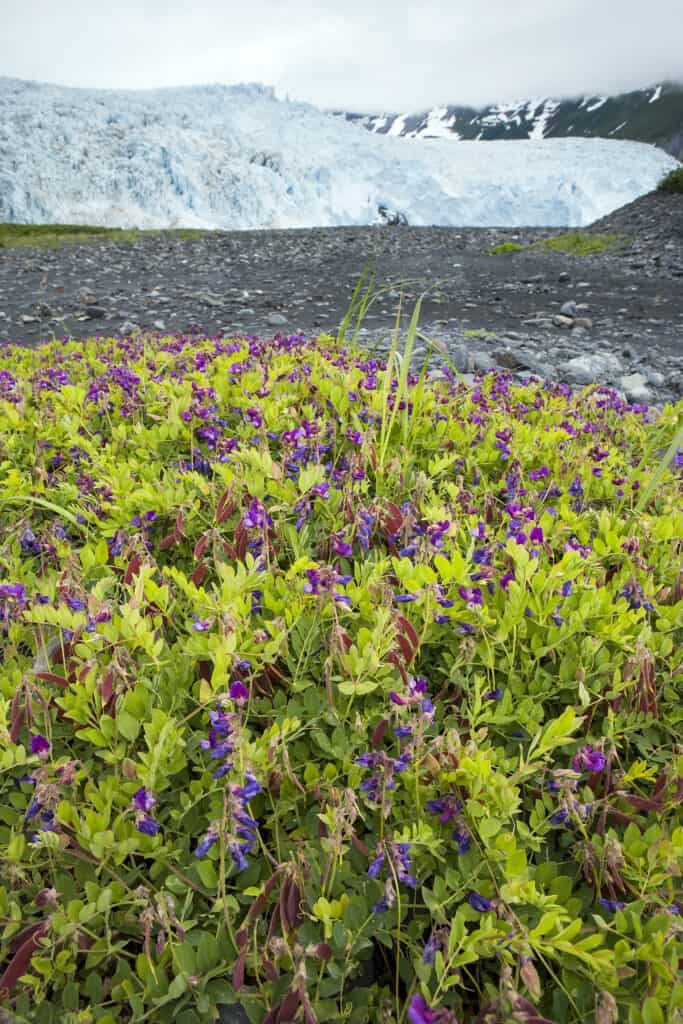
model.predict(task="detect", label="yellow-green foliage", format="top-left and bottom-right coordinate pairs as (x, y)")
top-left (488, 241), bottom-right (524, 255)
top-left (0, 222), bottom-right (209, 249)
top-left (533, 231), bottom-right (624, 256)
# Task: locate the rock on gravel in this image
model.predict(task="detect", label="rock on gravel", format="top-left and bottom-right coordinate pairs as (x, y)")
top-left (561, 353), bottom-right (624, 384)
top-left (620, 372), bottom-right (652, 402)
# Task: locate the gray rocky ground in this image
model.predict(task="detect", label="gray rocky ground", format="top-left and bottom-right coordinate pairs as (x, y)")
top-left (1, 192), bottom-right (682, 404)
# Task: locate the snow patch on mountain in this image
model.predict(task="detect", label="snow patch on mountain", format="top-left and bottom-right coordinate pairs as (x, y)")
top-left (528, 100), bottom-right (560, 140)
top-left (0, 77), bottom-right (677, 230)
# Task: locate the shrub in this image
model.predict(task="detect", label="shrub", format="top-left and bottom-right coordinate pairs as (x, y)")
top-left (657, 165), bottom-right (683, 194)
top-left (0, 330), bottom-right (682, 1023)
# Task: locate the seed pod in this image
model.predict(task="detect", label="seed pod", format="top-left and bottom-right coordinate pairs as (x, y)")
top-left (287, 878), bottom-right (302, 929)
top-left (596, 991), bottom-right (618, 1024)
top-left (232, 949), bottom-right (246, 991)
top-left (520, 957), bottom-right (542, 1001)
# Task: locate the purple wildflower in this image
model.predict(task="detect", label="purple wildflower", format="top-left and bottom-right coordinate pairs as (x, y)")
top-left (468, 891), bottom-right (494, 913)
top-left (458, 586), bottom-right (483, 608)
top-left (407, 995), bottom-right (437, 1024)
top-left (133, 787), bottom-right (157, 813)
top-left (452, 825), bottom-right (471, 855)
top-left (572, 744), bottom-right (606, 773)
top-left (194, 825), bottom-right (220, 858)
top-left (229, 681), bottom-right (249, 703)
top-left (331, 533), bottom-right (353, 557)
top-left (426, 794), bottom-right (463, 824)
top-left (244, 407), bottom-right (262, 428)
top-left (136, 814), bottom-right (161, 837)
top-left (599, 898), bottom-right (625, 913)
top-left (30, 734), bottom-right (50, 758)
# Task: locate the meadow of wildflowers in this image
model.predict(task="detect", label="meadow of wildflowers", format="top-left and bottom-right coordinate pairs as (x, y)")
top-left (0, 328), bottom-right (681, 1024)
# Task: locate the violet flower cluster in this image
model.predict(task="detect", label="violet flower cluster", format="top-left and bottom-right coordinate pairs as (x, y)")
top-left (133, 787), bottom-right (161, 837)
top-left (367, 840), bottom-right (418, 913)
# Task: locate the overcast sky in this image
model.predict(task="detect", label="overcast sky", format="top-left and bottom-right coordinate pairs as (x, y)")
top-left (2, 0), bottom-right (681, 111)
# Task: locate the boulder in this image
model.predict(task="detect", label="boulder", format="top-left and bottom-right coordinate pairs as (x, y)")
top-left (561, 353), bottom-right (623, 384)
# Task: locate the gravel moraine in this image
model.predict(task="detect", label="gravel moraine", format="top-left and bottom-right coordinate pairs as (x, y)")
top-left (1, 191), bottom-right (682, 404)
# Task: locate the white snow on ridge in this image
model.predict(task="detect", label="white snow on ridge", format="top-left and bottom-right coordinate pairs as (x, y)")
top-left (586, 97), bottom-right (607, 113)
top-left (528, 100), bottom-right (560, 140)
top-left (649, 85), bottom-right (662, 103)
top-left (387, 114), bottom-right (408, 137)
top-left (411, 107), bottom-right (460, 139)
top-left (0, 77), bottom-right (677, 230)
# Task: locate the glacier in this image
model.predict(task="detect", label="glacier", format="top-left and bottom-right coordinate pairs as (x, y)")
top-left (0, 77), bottom-right (678, 230)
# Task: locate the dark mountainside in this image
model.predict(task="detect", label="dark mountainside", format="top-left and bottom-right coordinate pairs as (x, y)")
top-left (336, 82), bottom-right (683, 159)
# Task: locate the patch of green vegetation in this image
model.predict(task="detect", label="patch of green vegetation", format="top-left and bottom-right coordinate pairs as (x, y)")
top-left (0, 222), bottom-right (209, 249)
top-left (488, 241), bottom-right (524, 255)
top-left (657, 165), bottom-right (683, 193)
top-left (463, 328), bottom-right (496, 339)
top-left (532, 230), bottom-right (624, 256)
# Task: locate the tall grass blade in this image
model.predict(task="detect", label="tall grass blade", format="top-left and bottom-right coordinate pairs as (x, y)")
top-left (336, 263), bottom-right (374, 348)
top-left (635, 418), bottom-right (683, 513)
top-left (0, 494), bottom-right (90, 530)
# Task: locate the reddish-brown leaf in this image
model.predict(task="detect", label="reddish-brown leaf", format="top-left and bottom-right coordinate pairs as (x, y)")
top-left (124, 553), bottom-right (142, 583)
top-left (396, 634), bottom-right (415, 665)
top-left (263, 958), bottom-right (279, 982)
top-left (397, 615), bottom-right (419, 654)
top-left (34, 672), bottom-right (69, 688)
top-left (383, 500), bottom-right (403, 534)
top-left (302, 996), bottom-right (318, 1024)
top-left (216, 489), bottom-right (235, 524)
top-left (371, 719), bottom-right (389, 749)
top-left (191, 564), bottom-right (207, 587)
top-left (10, 689), bottom-right (24, 743)
top-left (263, 866), bottom-right (286, 898)
top-left (287, 879), bottom-right (302, 929)
top-left (174, 510), bottom-right (184, 540)
top-left (159, 533), bottom-right (176, 551)
top-left (279, 877), bottom-right (293, 932)
top-left (193, 534), bottom-right (209, 561)
top-left (337, 628), bottom-right (353, 652)
top-left (234, 522), bottom-right (248, 560)
top-left (232, 949), bottom-right (246, 991)
top-left (0, 922), bottom-right (49, 998)
top-left (623, 794), bottom-right (660, 812)
top-left (100, 671), bottom-right (114, 708)
top-left (278, 991), bottom-right (301, 1021)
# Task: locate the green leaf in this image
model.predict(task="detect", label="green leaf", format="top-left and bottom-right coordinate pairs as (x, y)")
top-left (117, 710), bottom-right (141, 742)
top-left (642, 998), bottom-right (665, 1024)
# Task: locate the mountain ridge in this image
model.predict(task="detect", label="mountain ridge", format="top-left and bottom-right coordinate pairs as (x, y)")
top-left (333, 82), bottom-right (683, 160)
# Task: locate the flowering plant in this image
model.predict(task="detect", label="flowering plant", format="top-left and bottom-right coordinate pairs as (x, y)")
top-left (0, 327), bottom-right (681, 1023)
